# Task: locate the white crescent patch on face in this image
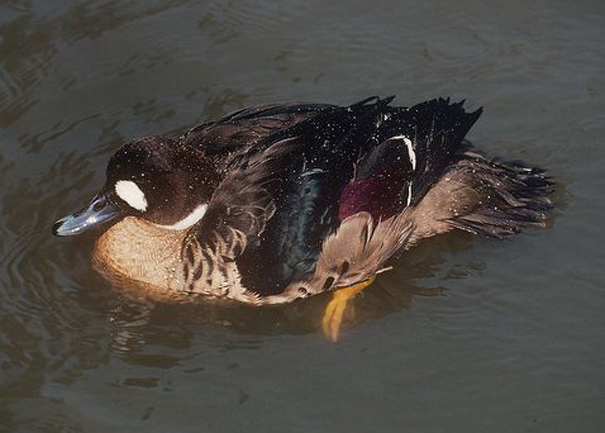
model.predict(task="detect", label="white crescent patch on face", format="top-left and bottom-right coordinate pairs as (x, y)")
top-left (158, 203), bottom-right (208, 230)
top-left (115, 180), bottom-right (148, 211)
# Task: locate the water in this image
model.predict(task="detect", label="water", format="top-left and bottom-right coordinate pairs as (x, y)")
top-left (1, 0), bottom-right (604, 431)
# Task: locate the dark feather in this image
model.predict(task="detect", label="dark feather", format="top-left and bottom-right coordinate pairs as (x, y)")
top-left (182, 96), bottom-right (552, 300)
top-left (185, 140), bottom-right (292, 261)
top-left (379, 98), bottom-right (483, 205)
top-left (189, 97), bottom-right (396, 295)
top-left (180, 102), bottom-right (334, 158)
top-left (339, 137), bottom-right (412, 220)
top-left (237, 98), bottom-right (399, 294)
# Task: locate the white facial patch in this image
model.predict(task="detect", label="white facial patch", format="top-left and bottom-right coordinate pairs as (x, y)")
top-left (115, 180), bottom-right (148, 211)
top-left (159, 204), bottom-right (208, 230)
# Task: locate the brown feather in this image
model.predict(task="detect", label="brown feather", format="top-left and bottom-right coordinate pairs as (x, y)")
top-left (262, 211), bottom-right (414, 304)
top-left (408, 148), bottom-right (553, 244)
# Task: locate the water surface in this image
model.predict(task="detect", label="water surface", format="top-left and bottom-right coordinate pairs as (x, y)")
top-left (1, 0), bottom-right (604, 432)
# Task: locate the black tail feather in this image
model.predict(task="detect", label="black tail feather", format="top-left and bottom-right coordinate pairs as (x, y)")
top-left (378, 98), bottom-right (483, 205)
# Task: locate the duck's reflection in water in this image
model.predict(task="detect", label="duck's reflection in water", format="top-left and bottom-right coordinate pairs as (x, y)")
top-left (107, 233), bottom-right (478, 353)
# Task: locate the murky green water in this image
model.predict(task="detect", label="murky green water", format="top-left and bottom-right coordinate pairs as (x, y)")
top-left (1, 0), bottom-right (604, 431)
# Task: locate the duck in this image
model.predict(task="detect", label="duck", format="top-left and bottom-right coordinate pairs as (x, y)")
top-left (52, 96), bottom-right (553, 340)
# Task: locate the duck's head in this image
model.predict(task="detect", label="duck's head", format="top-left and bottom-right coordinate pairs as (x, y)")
top-left (53, 136), bottom-right (219, 236)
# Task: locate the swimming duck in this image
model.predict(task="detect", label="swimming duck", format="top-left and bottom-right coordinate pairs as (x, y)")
top-left (53, 96), bottom-right (553, 340)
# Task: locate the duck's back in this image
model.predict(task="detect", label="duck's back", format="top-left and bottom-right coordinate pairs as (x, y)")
top-left (184, 97), bottom-right (492, 299)
top-left (180, 102), bottom-right (335, 163)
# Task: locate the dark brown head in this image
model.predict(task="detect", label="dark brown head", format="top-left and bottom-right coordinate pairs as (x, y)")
top-left (53, 136), bottom-right (219, 236)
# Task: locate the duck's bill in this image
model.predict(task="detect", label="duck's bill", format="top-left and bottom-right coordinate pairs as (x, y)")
top-left (52, 194), bottom-right (120, 237)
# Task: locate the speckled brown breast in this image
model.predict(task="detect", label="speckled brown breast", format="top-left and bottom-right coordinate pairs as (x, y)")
top-left (91, 216), bottom-right (189, 301)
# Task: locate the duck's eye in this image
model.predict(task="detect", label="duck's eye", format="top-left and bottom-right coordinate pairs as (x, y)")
top-left (115, 180), bottom-right (148, 212)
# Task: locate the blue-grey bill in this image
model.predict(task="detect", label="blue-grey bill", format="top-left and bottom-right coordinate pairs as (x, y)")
top-left (52, 194), bottom-right (120, 236)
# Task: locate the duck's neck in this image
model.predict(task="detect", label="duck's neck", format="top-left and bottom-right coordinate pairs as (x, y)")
top-left (92, 216), bottom-right (188, 300)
